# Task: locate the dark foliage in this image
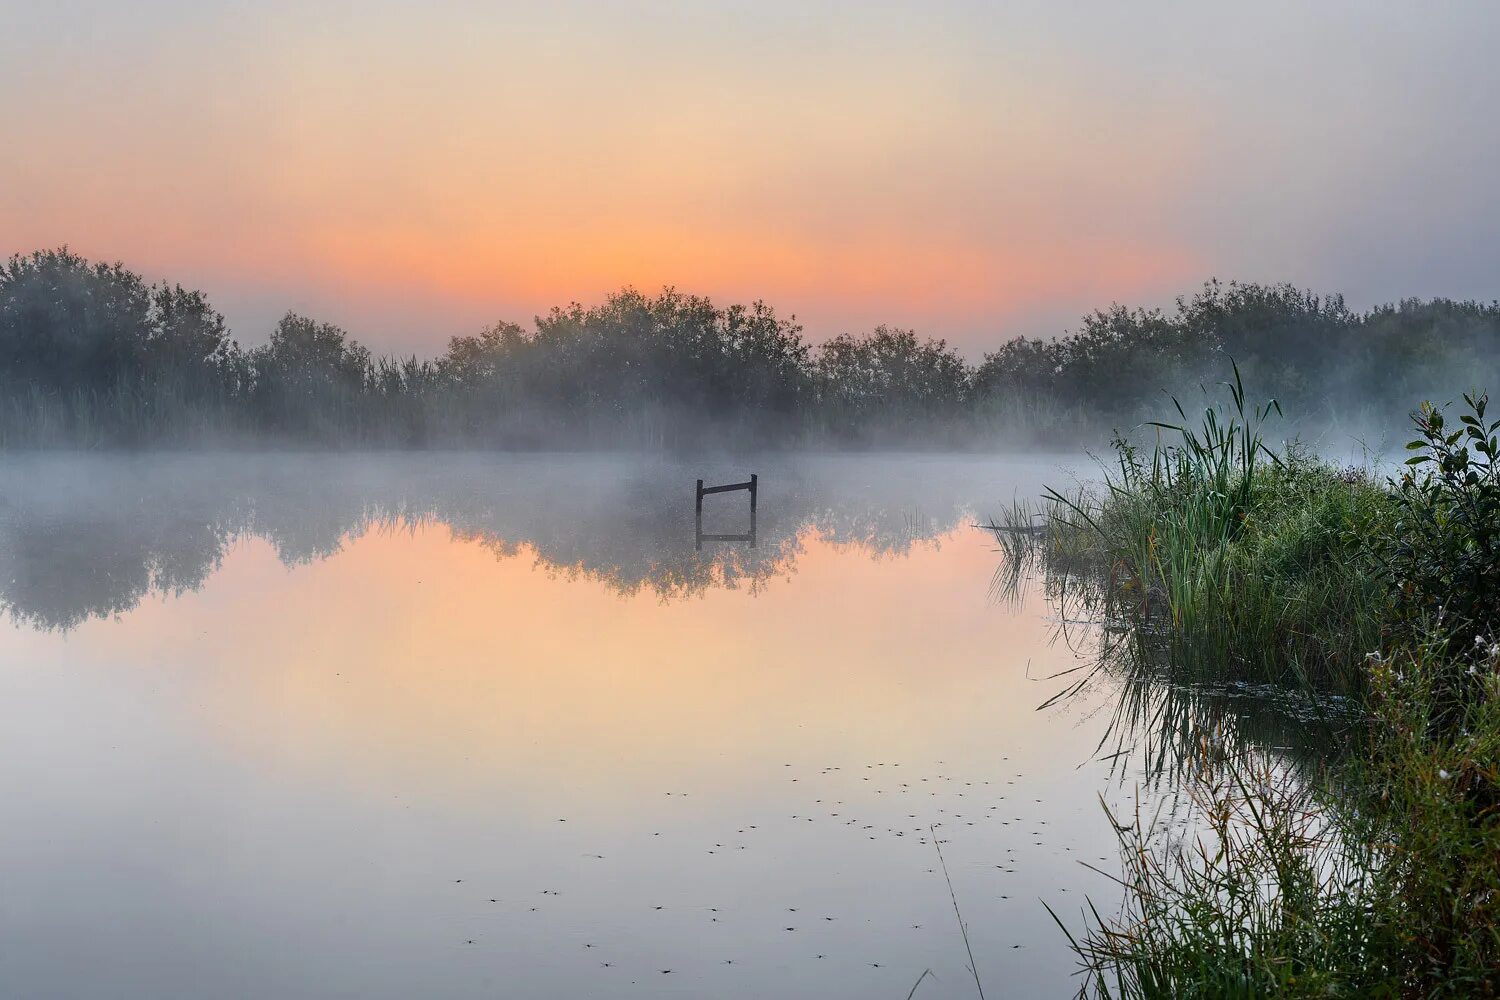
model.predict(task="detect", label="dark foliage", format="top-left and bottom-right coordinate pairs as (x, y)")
top-left (4, 248), bottom-right (1500, 448)
top-left (1378, 394), bottom-right (1500, 715)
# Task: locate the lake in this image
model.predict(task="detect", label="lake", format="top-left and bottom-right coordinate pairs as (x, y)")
top-left (0, 453), bottom-right (1186, 999)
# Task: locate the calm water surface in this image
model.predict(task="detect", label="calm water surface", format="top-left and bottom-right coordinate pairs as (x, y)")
top-left (0, 453), bottom-right (1174, 999)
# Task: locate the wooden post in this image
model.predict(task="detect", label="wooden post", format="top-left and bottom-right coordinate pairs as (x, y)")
top-left (694, 474), bottom-right (756, 550)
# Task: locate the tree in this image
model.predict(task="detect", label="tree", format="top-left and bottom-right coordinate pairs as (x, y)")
top-left (0, 248), bottom-right (152, 391)
top-left (248, 313), bottom-right (372, 436)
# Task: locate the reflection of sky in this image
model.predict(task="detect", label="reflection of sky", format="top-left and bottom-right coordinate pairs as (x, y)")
top-left (0, 511), bottom-right (1145, 998)
top-left (0, 453), bottom-right (1077, 629)
top-left (6, 3), bottom-right (1497, 354)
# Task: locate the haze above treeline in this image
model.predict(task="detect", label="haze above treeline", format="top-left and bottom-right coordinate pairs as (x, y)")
top-left (3, 247), bottom-right (1497, 451)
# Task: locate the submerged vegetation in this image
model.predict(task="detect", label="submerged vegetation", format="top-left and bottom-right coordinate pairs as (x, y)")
top-left (1001, 381), bottom-right (1500, 997)
top-left (7, 247), bottom-right (1500, 448)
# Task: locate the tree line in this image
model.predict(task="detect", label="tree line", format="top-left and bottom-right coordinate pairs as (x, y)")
top-left (3, 247), bottom-right (1497, 448)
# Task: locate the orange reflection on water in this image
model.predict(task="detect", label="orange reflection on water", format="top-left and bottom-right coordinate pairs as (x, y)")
top-left (57, 523), bottom-right (1084, 810)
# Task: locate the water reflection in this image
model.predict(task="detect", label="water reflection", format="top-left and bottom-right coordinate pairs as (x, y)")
top-left (989, 523), bottom-right (1363, 790)
top-left (2, 452), bottom-right (1155, 1000)
top-left (0, 454), bottom-right (1064, 630)
top-left (694, 509), bottom-right (757, 550)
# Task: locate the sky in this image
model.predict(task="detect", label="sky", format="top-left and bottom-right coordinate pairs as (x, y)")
top-left (4, 1), bottom-right (1499, 357)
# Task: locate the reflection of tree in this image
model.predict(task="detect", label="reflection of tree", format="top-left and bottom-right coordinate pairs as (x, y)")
top-left (0, 455), bottom-right (1006, 630)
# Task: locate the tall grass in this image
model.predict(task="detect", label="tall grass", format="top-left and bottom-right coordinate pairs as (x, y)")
top-left (997, 365), bottom-right (1388, 694)
top-left (1049, 750), bottom-right (1396, 999)
top-left (1005, 384), bottom-right (1500, 998)
top-left (1054, 639), bottom-right (1500, 999)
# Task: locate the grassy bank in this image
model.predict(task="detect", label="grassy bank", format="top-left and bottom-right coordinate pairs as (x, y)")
top-left (1001, 377), bottom-right (1500, 997)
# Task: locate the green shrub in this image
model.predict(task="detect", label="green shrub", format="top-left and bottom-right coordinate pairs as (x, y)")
top-left (1364, 640), bottom-right (1500, 995)
top-left (1379, 393), bottom-right (1500, 714)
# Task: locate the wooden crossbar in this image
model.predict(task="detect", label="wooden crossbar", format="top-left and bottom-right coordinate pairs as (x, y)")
top-left (699, 480), bottom-right (754, 496)
top-left (695, 473), bottom-right (757, 514)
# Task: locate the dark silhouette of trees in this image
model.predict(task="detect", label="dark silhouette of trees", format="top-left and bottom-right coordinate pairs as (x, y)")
top-left (0, 249), bottom-right (151, 390)
top-left (2, 248), bottom-right (1497, 448)
top-left (0, 249), bottom-right (237, 395)
top-left (428, 290), bottom-right (809, 445)
top-left (247, 313), bottom-right (375, 437)
top-left (814, 327), bottom-right (969, 438)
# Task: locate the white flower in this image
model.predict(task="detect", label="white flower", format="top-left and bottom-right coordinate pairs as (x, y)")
top-left (1439, 769), bottom-right (1453, 780)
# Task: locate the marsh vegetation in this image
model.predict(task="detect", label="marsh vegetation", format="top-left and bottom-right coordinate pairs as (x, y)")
top-left (998, 379), bottom-right (1500, 997)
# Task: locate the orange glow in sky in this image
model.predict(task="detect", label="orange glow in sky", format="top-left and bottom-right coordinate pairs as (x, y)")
top-left (4, 3), bottom-right (1498, 354)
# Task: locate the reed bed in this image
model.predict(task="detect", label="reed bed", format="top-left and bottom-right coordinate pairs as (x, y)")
top-left (995, 364), bottom-right (1389, 695)
top-left (998, 377), bottom-right (1500, 998)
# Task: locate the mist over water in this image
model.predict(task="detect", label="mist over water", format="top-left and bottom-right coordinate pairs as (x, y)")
top-left (0, 451), bottom-right (1213, 999)
top-left (0, 452), bottom-right (1081, 629)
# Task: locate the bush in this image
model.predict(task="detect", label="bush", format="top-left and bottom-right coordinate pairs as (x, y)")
top-left (1382, 393), bottom-right (1500, 666)
top-left (1364, 640), bottom-right (1500, 995)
